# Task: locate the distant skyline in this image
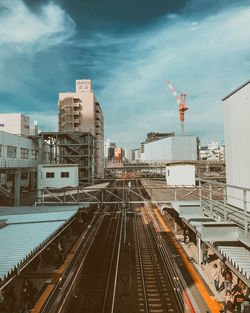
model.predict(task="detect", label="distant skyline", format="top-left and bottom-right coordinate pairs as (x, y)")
top-left (0, 0), bottom-right (249, 148)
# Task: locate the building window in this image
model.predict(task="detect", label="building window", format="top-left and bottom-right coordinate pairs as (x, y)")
top-left (21, 148), bottom-right (29, 159)
top-left (0, 144), bottom-right (2, 157)
top-left (32, 150), bottom-right (38, 160)
top-left (167, 170), bottom-right (170, 176)
top-left (61, 172), bottom-right (69, 178)
top-left (7, 146), bottom-right (17, 158)
top-left (46, 172), bottom-right (55, 178)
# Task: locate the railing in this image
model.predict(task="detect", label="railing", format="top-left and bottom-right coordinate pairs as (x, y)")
top-left (106, 160), bottom-right (225, 168)
top-left (0, 158), bottom-right (39, 168)
top-left (197, 178), bottom-right (250, 236)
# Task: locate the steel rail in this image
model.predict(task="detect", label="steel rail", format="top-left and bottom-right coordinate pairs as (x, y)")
top-left (110, 210), bottom-right (123, 313)
top-left (38, 183), bottom-right (117, 313)
top-left (80, 210), bottom-right (120, 313)
top-left (136, 180), bottom-right (195, 313)
top-left (133, 213), bottom-right (149, 313)
top-left (141, 216), bottom-right (170, 311)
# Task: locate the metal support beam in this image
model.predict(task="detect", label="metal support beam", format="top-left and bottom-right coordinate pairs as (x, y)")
top-left (223, 186), bottom-right (227, 222)
top-left (30, 170), bottom-right (35, 191)
top-left (197, 237), bottom-right (201, 265)
top-left (209, 182), bottom-right (213, 213)
top-left (198, 180), bottom-right (202, 211)
top-left (243, 190), bottom-right (248, 237)
top-left (105, 189), bottom-right (123, 202)
top-left (79, 189), bottom-right (100, 202)
top-left (14, 170), bottom-right (21, 206)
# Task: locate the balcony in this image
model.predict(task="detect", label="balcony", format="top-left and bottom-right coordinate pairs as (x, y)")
top-left (0, 158), bottom-right (40, 169)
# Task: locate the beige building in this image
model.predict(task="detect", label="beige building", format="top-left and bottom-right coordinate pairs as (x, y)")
top-left (58, 79), bottom-right (104, 178)
top-left (0, 113), bottom-right (30, 136)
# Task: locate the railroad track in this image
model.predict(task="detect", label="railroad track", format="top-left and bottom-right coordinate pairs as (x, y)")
top-left (132, 179), bottom-right (183, 313)
top-left (134, 213), bottom-right (177, 313)
top-left (34, 179), bottom-right (195, 313)
top-left (77, 211), bottom-right (122, 313)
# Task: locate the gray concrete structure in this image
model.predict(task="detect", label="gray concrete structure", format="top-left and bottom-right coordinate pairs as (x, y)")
top-left (143, 136), bottom-right (199, 162)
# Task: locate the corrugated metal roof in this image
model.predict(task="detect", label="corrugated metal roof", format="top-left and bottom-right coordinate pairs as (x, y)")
top-left (218, 245), bottom-right (250, 280)
top-left (0, 210), bottom-right (77, 281)
top-left (0, 211), bottom-right (75, 224)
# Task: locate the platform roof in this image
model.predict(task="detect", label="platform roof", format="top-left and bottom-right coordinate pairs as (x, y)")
top-left (218, 244), bottom-right (250, 280)
top-left (170, 200), bottom-right (250, 284)
top-left (0, 207), bottom-right (78, 281)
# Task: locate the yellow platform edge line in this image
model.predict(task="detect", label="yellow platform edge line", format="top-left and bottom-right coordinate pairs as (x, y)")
top-left (153, 209), bottom-right (222, 313)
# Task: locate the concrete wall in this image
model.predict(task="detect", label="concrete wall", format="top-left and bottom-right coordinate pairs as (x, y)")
top-left (39, 165), bottom-right (78, 188)
top-left (144, 136), bottom-right (198, 162)
top-left (223, 82), bottom-right (250, 210)
top-left (0, 113), bottom-right (30, 136)
top-left (166, 164), bottom-right (195, 187)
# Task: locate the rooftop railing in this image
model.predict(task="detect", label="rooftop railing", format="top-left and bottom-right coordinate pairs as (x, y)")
top-left (197, 178), bottom-right (250, 236)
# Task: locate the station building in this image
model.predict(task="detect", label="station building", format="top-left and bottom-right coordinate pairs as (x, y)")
top-left (0, 129), bottom-right (50, 205)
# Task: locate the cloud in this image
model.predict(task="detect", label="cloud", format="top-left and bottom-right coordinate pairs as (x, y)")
top-left (94, 2), bottom-right (250, 146)
top-left (0, 0), bottom-right (76, 51)
top-left (0, 0), bottom-right (76, 114)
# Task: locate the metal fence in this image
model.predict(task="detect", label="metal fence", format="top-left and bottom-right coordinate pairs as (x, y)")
top-left (197, 178), bottom-right (250, 236)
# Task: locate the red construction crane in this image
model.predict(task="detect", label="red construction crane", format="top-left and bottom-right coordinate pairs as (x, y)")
top-left (166, 81), bottom-right (188, 136)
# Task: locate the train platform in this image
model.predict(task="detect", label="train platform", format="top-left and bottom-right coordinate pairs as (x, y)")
top-left (177, 237), bottom-right (235, 302)
top-left (149, 203), bottom-right (250, 313)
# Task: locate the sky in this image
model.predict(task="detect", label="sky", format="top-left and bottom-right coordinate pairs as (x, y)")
top-left (0, 0), bottom-right (249, 148)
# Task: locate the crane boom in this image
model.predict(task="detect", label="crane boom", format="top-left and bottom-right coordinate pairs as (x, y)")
top-left (166, 81), bottom-right (180, 105)
top-left (166, 80), bottom-right (188, 136)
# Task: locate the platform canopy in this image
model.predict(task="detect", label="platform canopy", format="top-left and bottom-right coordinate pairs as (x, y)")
top-left (0, 206), bottom-right (79, 281)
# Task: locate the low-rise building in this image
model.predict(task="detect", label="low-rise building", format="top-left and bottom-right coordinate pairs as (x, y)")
top-left (144, 136), bottom-right (199, 162)
top-left (166, 163), bottom-right (195, 187)
top-left (0, 130), bottom-right (50, 205)
top-left (37, 164), bottom-right (78, 189)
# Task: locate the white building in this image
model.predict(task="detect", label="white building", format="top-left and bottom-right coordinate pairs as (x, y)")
top-left (200, 142), bottom-right (225, 161)
top-left (144, 136), bottom-right (198, 162)
top-left (134, 148), bottom-right (141, 161)
top-left (37, 164), bottom-right (78, 189)
top-left (166, 164), bottom-right (195, 187)
top-left (222, 80), bottom-right (250, 210)
top-left (0, 131), bottom-right (50, 168)
top-left (0, 113), bottom-right (30, 136)
top-left (123, 148), bottom-right (133, 162)
top-left (0, 130), bottom-right (50, 205)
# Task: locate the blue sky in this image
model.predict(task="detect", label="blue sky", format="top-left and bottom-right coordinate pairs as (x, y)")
top-left (0, 0), bottom-right (249, 148)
